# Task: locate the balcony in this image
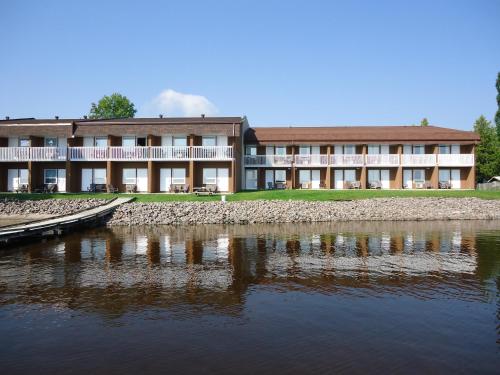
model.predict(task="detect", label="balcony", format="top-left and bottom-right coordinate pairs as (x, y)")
top-left (191, 146), bottom-right (233, 160)
top-left (365, 154), bottom-right (400, 167)
top-left (330, 154), bottom-right (364, 167)
top-left (438, 154), bottom-right (474, 166)
top-left (0, 147), bottom-right (67, 161)
top-left (69, 147), bottom-right (109, 161)
top-left (109, 146), bottom-right (149, 161)
top-left (244, 155), bottom-right (293, 167)
top-left (294, 154), bottom-right (329, 167)
top-left (401, 154), bottom-right (436, 167)
top-left (150, 146), bottom-right (190, 160)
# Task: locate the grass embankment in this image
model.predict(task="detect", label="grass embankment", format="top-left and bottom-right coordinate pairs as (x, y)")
top-left (0, 189), bottom-right (499, 202)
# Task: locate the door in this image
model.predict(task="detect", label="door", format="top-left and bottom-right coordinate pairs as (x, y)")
top-left (439, 169), bottom-right (450, 184)
top-left (245, 169), bottom-right (258, 190)
top-left (451, 169), bottom-right (461, 189)
top-left (403, 145), bottom-right (412, 154)
top-left (451, 145), bottom-right (460, 154)
top-left (19, 169), bottom-right (29, 187)
top-left (7, 169), bottom-right (18, 191)
top-left (94, 169), bottom-right (107, 184)
top-left (275, 170), bottom-right (286, 183)
top-left (136, 169), bottom-right (148, 192)
top-left (299, 170), bottom-right (310, 186)
top-left (311, 170), bottom-right (321, 189)
top-left (217, 168), bottom-right (229, 192)
top-left (266, 146), bottom-right (274, 156)
top-left (334, 169), bottom-right (344, 189)
top-left (122, 137), bottom-right (136, 147)
top-left (83, 137), bottom-right (94, 147)
top-left (380, 144), bottom-right (389, 154)
top-left (160, 168), bottom-right (172, 192)
top-left (311, 146), bottom-right (320, 155)
top-left (217, 135), bottom-right (228, 146)
top-left (57, 169), bottom-right (66, 192)
top-left (344, 169), bottom-right (356, 183)
top-left (344, 145), bottom-right (355, 155)
top-left (368, 169), bottom-right (379, 184)
top-left (381, 169), bottom-right (390, 189)
top-left (81, 168), bottom-right (92, 191)
top-left (265, 170), bottom-right (274, 189)
top-left (403, 169), bottom-right (412, 188)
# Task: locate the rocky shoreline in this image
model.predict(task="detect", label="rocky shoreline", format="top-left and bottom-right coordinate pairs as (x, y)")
top-left (0, 198), bottom-right (108, 216)
top-left (107, 198), bottom-right (500, 226)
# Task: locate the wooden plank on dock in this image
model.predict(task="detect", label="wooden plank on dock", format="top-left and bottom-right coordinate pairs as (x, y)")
top-left (0, 198), bottom-right (133, 244)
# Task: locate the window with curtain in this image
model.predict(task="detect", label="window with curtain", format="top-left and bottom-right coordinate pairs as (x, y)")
top-left (44, 169), bottom-right (58, 184)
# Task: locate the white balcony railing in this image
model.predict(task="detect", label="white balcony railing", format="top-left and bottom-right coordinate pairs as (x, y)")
top-left (150, 146), bottom-right (190, 160)
top-left (109, 146), bottom-right (149, 161)
top-left (330, 154), bottom-right (364, 167)
top-left (438, 154), bottom-right (475, 166)
top-left (244, 155), bottom-right (293, 166)
top-left (0, 147), bottom-right (31, 161)
top-left (69, 147), bottom-right (109, 161)
top-left (401, 154), bottom-right (436, 166)
top-left (30, 147), bottom-right (67, 161)
top-left (294, 154), bottom-right (329, 166)
top-left (191, 146), bottom-right (233, 160)
top-left (365, 154), bottom-right (400, 167)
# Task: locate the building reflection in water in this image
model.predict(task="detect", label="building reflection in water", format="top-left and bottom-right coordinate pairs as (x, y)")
top-left (3, 220), bottom-right (499, 317)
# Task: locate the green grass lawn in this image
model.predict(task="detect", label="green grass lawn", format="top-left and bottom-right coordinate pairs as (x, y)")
top-left (1, 189), bottom-right (499, 202)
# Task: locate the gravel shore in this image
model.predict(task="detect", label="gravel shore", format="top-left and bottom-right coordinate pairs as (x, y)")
top-left (107, 198), bottom-right (500, 226)
top-left (0, 198), bottom-right (108, 216)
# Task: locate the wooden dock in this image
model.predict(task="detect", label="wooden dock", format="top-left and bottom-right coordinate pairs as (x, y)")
top-left (0, 198), bottom-right (133, 246)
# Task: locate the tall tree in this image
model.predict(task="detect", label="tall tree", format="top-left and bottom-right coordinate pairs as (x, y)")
top-left (495, 72), bottom-right (500, 139)
top-left (473, 115), bottom-right (500, 182)
top-left (89, 93), bottom-right (136, 119)
top-left (420, 118), bottom-right (429, 126)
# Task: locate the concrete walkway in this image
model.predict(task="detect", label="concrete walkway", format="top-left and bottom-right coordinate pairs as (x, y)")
top-left (0, 197), bottom-right (133, 245)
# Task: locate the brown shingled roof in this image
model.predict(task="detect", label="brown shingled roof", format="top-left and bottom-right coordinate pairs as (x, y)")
top-left (245, 126), bottom-right (480, 144)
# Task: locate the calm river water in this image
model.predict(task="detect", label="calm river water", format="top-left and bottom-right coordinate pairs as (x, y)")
top-left (1, 221), bottom-right (499, 374)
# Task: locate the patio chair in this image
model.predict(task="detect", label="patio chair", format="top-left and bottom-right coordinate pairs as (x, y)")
top-left (107, 184), bottom-right (119, 193)
top-left (439, 181), bottom-right (451, 189)
top-left (348, 181), bottom-right (361, 189)
top-left (14, 184), bottom-right (29, 193)
top-left (125, 184), bottom-right (137, 193)
top-left (423, 181), bottom-right (432, 189)
top-left (275, 181), bottom-right (286, 190)
top-left (44, 183), bottom-right (58, 193)
top-left (206, 184), bottom-right (218, 194)
top-left (369, 181), bottom-right (382, 189)
top-left (301, 182), bottom-right (310, 189)
top-left (182, 184), bottom-right (190, 193)
top-left (267, 181), bottom-right (274, 190)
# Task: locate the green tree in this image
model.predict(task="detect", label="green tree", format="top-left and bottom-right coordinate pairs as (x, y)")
top-left (495, 72), bottom-right (500, 139)
top-left (473, 115), bottom-right (500, 182)
top-left (89, 93), bottom-right (136, 119)
top-left (420, 118), bottom-right (429, 126)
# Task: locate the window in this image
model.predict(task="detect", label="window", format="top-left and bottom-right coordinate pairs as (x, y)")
top-left (172, 168), bottom-right (186, 184)
top-left (439, 169), bottom-right (451, 183)
top-left (123, 168), bottom-right (137, 184)
top-left (245, 169), bottom-right (258, 190)
top-left (122, 137), bottom-right (136, 147)
top-left (45, 137), bottom-right (58, 147)
top-left (44, 169), bottom-right (58, 184)
top-left (94, 169), bottom-right (107, 184)
top-left (439, 145), bottom-right (451, 154)
top-left (368, 169), bottom-right (380, 183)
top-left (413, 145), bottom-right (425, 154)
top-left (173, 136), bottom-right (187, 147)
top-left (275, 146), bottom-right (286, 156)
top-left (136, 137), bottom-right (147, 146)
top-left (202, 136), bottom-right (217, 146)
top-left (246, 145), bottom-right (257, 155)
top-left (299, 146), bottom-right (310, 155)
top-left (368, 145), bottom-right (380, 154)
top-left (203, 168), bottom-right (217, 184)
top-left (95, 137), bottom-right (108, 147)
top-left (275, 170), bottom-right (286, 183)
top-left (19, 138), bottom-right (30, 147)
top-left (344, 145), bottom-right (356, 154)
top-left (413, 169), bottom-right (425, 182)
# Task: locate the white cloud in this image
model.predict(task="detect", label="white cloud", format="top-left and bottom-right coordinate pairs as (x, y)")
top-left (143, 89), bottom-right (218, 117)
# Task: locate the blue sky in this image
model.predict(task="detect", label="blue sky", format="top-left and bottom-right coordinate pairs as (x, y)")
top-left (0, 0), bottom-right (499, 130)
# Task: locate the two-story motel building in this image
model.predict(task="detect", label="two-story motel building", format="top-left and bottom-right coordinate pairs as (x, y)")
top-left (0, 116), bottom-right (479, 193)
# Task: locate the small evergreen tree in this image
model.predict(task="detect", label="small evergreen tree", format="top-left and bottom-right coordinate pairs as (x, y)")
top-left (420, 118), bottom-right (429, 126)
top-left (473, 115), bottom-right (500, 182)
top-left (89, 93), bottom-right (136, 119)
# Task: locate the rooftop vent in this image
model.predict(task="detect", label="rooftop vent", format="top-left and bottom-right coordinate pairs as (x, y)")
top-left (201, 114), bottom-right (205, 119)
top-left (55, 116), bottom-right (59, 120)
top-left (159, 114), bottom-right (163, 118)
top-left (83, 115), bottom-right (88, 119)
top-left (5, 116), bottom-right (9, 120)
